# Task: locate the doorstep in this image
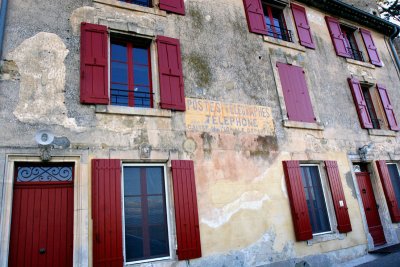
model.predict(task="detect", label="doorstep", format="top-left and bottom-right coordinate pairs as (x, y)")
top-left (368, 243), bottom-right (400, 254)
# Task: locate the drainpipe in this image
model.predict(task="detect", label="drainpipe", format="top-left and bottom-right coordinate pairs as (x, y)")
top-left (0, 0), bottom-right (8, 59)
top-left (388, 25), bottom-right (400, 73)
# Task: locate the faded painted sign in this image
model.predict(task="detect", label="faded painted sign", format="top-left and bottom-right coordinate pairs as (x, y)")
top-left (185, 98), bottom-right (275, 135)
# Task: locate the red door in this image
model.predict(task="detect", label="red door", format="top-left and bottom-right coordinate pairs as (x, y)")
top-left (356, 172), bottom-right (386, 246)
top-left (8, 163), bottom-right (74, 267)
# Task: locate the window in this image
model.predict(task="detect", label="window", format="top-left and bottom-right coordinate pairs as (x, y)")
top-left (326, 16), bottom-right (382, 66)
top-left (119, 0), bottom-right (151, 7)
top-left (361, 85), bottom-right (380, 129)
top-left (300, 165), bottom-right (331, 235)
top-left (348, 78), bottom-right (399, 131)
top-left (283, 161), bottom-right (352, 241)
top-left (263, 4), bottom-right (292, 42)
top-left (276, 62), bottom-right (316, 123)
top-left (113, 0), bottom-right (185, 15)
top-left (111, 37), bottom-right (153, 108)
top-left (386, 164), bottom-right (400, 210)
top-left (376, 161), bottom-right (400, 223)
top-left (242, 1), bottom-right (315, 48)
top-left (91, 159), bottom-right (201, 265)
top-left (123, 165), bottom-right (170, 263)
top-left (341, 26), bottom-right (364, 61)
top-left (80, 23), bottom-right (186, 111)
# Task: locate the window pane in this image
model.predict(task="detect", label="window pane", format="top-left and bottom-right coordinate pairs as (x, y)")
top-left (125, 226), bottom-right (143, 261)
top-left (133, 65), bottom-right (150, 85)
top-left (146, 167), bottom-right (163, 194)
top-left (124, 167), bottom-right (141, 196)
top-left (133, 47), bottom-right (149, 65)
top-left (388, 164), bottom-right (400, 209)
top-left (148, 196), bottom-right (165, 225)
top-left (110, 84), bottom-right (129, 106)
top-left (111, 62), bottom-right (128, 83)
top-left (149, 225), bottom-right (169, 257)
top-left (120, 0), bottom-right (150, 7)
top-left (134, 86), bottom-right (151, 107)
top-left (111, 43), bottom-right (127, 62)
top-left (124, 197), bottom-right (142, 226)
top-left (301, 166), bottom-right (331, 234)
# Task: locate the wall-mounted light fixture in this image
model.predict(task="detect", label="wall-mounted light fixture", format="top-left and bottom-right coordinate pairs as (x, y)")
top-left (358, 143), bottom-right (374, 162)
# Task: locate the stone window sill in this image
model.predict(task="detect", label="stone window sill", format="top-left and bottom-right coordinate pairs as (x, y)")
top-left (95, 105), bottom-right (172, 118)
top-left (94, 0), bottom-right (167, 17)
top-left (263, 36), bottom-right (306, 52)
top-left (307, 232), bottom-right (346, 246)
top-left (283, 120), bottom-right (324, 131)
top-left (368, 129), bottom-right (397, 137)
top-left (345, 58), bottom-right (375, 69)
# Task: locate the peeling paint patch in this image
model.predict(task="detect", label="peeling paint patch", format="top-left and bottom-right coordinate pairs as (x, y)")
top-left (8, 32), bottom-right (84, 131)
top-left (201, 191), bottom-right (270, 228)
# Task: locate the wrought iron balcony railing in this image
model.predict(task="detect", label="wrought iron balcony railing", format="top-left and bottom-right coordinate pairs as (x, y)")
top-left (111, 88), bottom-right (153, 108)
top-left (266, 23), bottom-right (293, 43)
top-left (347, 47), bottom-right (364, 62)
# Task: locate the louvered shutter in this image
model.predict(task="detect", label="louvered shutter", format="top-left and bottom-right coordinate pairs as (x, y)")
top-left (283, 161), bottom-right (313, 241)
top-left (360, 29), bottom-right (382, 66)
top-left (376, 84), bottom-right (399, 131)
top-left (347, 78), bottom-right (373, 129)
top-left (277, 63), bottom-right (316, 123)
top-left (242, 0), bottom-right (268, 35)
top-left (171, 160), bottom-right (201, 260)
top-left (325, 17), bottom-right (350, 58)
top-left (291, 4), bottom-right (315, 49)
top-left (324, 161), bottom-right (352, 233)
top-left (157, 36), bottom-right (185, 111)
top-left (376, 161), bottom-right (400, 223)
top-left (159, 0), bottom-right (185, 15)
top-left (80, 22), bottom-right (109, 104)
top-left (92, 159), bottom-right (123, 267)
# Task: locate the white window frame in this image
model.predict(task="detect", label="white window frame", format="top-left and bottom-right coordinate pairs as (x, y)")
top-left (300, 164), bottom-right (334, 236)
top-left (121, 163), bottom-right (173, 265)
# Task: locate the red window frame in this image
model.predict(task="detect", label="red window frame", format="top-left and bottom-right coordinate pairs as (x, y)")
top-left (263, 4), bottom-right (290, 41)
top-left (110, 38), bottom-right (153, 108)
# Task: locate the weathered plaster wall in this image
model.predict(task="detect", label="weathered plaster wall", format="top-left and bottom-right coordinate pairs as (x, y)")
top-left (340, 0), bottom-right (379, 14)
top-left (1, 0), bottom-right (400, 266)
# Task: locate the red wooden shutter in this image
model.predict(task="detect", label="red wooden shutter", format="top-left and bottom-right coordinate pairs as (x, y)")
top-left (157, 36), bottom-right (185, 111)
top-left (277, 63), bottom-right (316, 123)
top-left (325, 16), bottom-right (350, 58)
top-left (376, 84), bottom-right (400, 131)
top-left (242, 0), bottom-right (268, 35)
top-left (324, 161), bottom-right (352, 233)
top-left (291, 4), bottom-right (315, 49)
top-left (159, 0), bottom-right (185, 15)
top-left (376, 161), bottom-right (400, 223)
top-left (347, 78), bottom-right (373, 129)
top-left (80, 22), bottom-right (109, 104)
top-left (283, 161), bottom-right (313, 241)
top-left (92, 159), bottom-right (123, 267)
top-left (360, 29), bottom-right (382, 66)
top-left (171, 160), bottom-right (201, 260)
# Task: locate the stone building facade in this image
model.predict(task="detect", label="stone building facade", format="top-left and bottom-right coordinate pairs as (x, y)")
top-left (0, 0), bottom-right (400, 266)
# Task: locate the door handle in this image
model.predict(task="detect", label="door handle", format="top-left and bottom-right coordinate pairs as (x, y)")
top-left (39, 248), bottom-right (46, 254)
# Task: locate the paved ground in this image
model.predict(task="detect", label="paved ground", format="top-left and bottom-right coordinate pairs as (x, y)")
top-left (355, 252), bottom-right (400, 267)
